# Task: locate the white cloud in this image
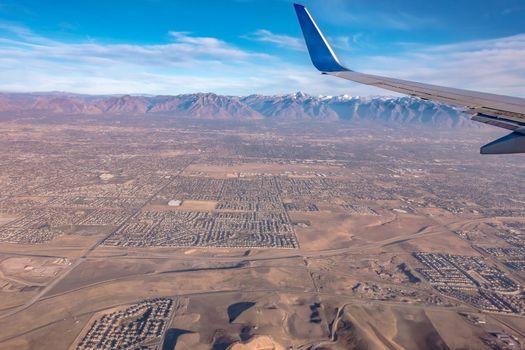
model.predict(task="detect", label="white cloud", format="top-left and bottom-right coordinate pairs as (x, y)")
top-left (0, 23), bottom-right (524, 98)
top-left (0, 24), bottom-right (271, 66)
top-left (351, 34), bottom-right (525, 97)
top-left (242, 29), bottom-right (305, 51)
top-left (243, 29), bottom-right (356, 52)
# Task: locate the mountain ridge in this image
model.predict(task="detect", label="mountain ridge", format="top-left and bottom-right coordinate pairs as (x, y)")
top-left (0, 91), bottom-right (474, 127)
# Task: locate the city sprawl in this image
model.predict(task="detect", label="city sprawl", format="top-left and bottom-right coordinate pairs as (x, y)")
top-left (0, 113), bottom-right (524, 349)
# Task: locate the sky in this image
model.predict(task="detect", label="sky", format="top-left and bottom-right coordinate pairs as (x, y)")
top-left (0, 0), bottom-right (525, 97)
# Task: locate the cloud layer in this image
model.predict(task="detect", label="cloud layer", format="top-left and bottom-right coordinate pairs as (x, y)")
top-left (0, 23), bottom-right (524, 97)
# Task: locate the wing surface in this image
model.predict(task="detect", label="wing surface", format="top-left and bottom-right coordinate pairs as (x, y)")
top-left (293, 3), bottom-right (525, 154)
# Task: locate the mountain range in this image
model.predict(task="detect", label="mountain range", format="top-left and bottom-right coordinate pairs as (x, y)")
top-left (0, 91), bottom-right (474, 127)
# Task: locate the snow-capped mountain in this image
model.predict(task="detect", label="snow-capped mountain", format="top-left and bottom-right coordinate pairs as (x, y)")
top-left (0, 91), bottom-right (474, 127)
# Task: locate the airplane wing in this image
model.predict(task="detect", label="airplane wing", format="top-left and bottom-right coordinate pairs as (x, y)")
top-left (293, 3), bottom-right (525, 154)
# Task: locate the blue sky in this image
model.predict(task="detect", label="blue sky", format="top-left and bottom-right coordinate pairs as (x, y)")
top-left (1, 0), bottom-right (524, 96)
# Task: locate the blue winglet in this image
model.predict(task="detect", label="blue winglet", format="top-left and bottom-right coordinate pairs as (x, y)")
top-left (293, 3), bottom-right (349, 72)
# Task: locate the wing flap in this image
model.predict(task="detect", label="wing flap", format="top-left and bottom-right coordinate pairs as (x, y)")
top-left (480, 131), bottom-right (525, 154)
